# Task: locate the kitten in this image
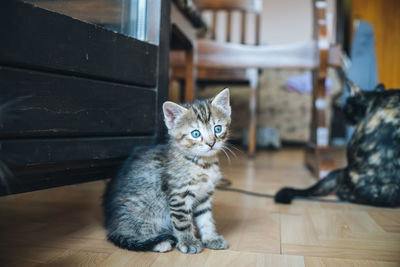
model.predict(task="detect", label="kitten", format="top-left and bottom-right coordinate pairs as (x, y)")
top-left (275, 84), bottom-right (400, 207)
top-left (103, 89), bottom-right (231, 253)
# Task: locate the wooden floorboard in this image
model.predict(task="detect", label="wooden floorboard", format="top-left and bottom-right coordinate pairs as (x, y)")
top-left (0, 148), bottom-right (399, 266)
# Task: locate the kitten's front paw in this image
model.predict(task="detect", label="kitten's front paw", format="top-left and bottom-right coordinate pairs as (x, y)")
top-left (204, 235), bottom-right (228, 250)
top-left (177, 237), bottom-right (203, 254)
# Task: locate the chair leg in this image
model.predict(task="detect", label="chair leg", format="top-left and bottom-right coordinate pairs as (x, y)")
top-left (184, 48), bottom-right (196, 102)
top-left (248, 83), bottom-right (257, 157)
top-left (304, 0), bottom-right (336, 177)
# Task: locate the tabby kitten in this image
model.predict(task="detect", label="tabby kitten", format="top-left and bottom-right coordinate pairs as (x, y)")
top-left (103, 89), bottom-right (231, 253)
top-left (275, 84), bottom-right (400, 207)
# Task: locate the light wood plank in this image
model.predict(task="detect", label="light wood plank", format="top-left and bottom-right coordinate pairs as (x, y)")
top-left (203, 250), bottom-right (305, 267)
top-left (305, 256), bottom-right (400, 267)
top-left (99, 250), bottom-right (159, 267)
top-left (43, 250), bottom-right (110, 267)
top-left (282, 244), bottom-right (400, 262)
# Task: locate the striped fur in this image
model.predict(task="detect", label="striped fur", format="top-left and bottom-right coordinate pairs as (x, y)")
top-left (103, 89), bottom-right (231, 253)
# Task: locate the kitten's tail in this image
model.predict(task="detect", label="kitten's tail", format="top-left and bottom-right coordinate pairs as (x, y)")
top-left (107, 233), bottom-right (177, 252)
top-left (274, 168), bottom-right (345, 204)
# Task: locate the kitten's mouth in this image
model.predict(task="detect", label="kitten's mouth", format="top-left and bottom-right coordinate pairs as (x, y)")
top-left (200, 147), bottom-right (218, 156)
top-left (208, 146), bottom-right (219, 152)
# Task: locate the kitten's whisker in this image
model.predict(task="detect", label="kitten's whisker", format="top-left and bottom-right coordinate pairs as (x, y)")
top-left (222, 145), bottom-right (237, 158)
top-left (227, 143), bottom-right (244, 154)
top-left (220, 147), bottom-right (231, 165)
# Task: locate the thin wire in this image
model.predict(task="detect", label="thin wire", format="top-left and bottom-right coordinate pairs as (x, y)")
top-left (216, 178), bottom-right (347, 203)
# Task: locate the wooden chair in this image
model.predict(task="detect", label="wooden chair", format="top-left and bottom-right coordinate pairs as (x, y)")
top-left (170, 0), bottom-right (341, 172)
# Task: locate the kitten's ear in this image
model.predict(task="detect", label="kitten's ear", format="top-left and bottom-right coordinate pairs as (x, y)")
top-left (163, 101), bottom-right (187, 129)
top-left (211, 88), bottom-right (231, 117)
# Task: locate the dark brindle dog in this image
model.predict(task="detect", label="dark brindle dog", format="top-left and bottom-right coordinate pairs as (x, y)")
top-left (275, 84), bottom-right (400, 207)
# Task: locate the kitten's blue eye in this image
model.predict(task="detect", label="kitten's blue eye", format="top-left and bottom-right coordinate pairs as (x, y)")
top-left (191, 130), bottom-right (201, 138)
top-left (214, 125), bottom-right (222, 134)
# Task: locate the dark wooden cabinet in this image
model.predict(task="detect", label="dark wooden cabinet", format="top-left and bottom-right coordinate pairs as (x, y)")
top-left (0, 0), bottom-right (171, 195)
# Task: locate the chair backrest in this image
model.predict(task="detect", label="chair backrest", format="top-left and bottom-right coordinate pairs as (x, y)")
top-left (194, 0), bottom-right (262, 45)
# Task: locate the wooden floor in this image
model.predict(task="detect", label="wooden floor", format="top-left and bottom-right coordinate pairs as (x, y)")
top-left (1, 148), bottom-right (399, 266)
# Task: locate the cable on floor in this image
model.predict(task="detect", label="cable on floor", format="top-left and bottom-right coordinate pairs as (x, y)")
top-left (216, 178), bottom-right (347, 203)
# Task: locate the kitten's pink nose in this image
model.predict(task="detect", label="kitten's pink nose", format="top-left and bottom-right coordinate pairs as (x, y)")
top-left (207, 141), bottom-right (216, 148)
